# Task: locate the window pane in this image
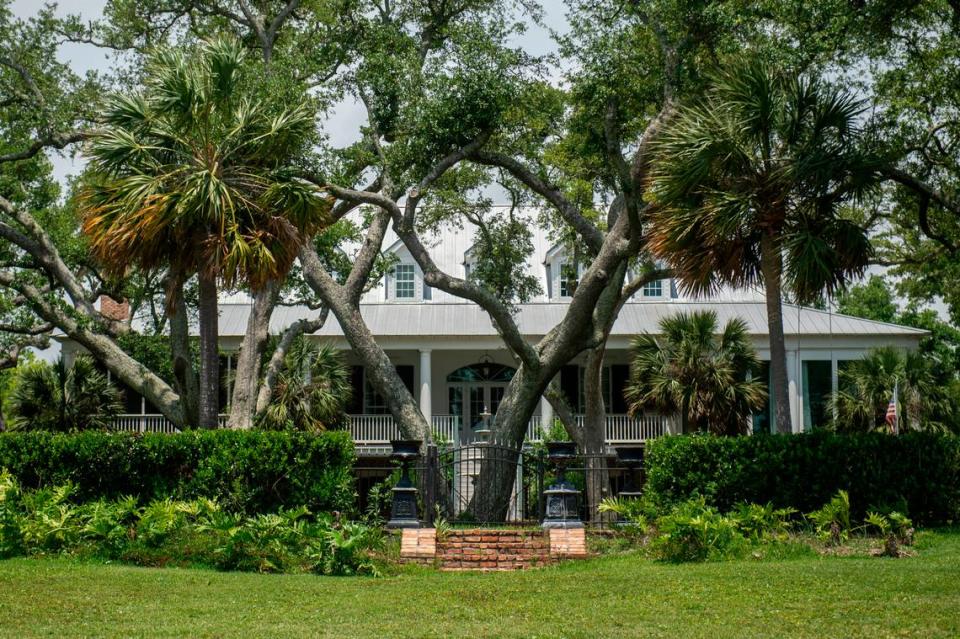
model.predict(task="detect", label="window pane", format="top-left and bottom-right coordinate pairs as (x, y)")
top-left (802, 360), bottom-right (832, 431)
top-left (751, 361), bottom-right (772, 434)
top-left (642, 280), bottom-right (663, 297)
top-left (560, 263), bottom-right (578, 297)
top-left (395, 264), bottom-right (415, 298)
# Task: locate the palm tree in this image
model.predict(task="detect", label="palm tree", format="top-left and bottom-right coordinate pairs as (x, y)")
top-left (831, 346), bottom-right (949, 433)
top-left (646, 60), bottom-right (880, 433)
top-left (257, 339), bottom-right (352, 432)
top-left (625, 310), bottom-right (767, 435)
top-left (8, 356), bottom-right (122, 432)
top-left (80, 37), bottom-right (330, 428)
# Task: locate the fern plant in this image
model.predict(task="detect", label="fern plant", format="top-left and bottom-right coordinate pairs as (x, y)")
top-left (808, 490), bottom-right (851, 545)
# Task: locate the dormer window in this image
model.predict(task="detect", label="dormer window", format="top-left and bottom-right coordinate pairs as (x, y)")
top-left (395, 263), bottom-right (416, 299)
top-left (642, 279), bottom-right (663, 298)
top-left (559, 262), bottom-right (579, 297)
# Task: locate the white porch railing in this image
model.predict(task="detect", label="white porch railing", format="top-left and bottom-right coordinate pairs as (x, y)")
top-left (349, 413), bottom-right (674, 446)
top-left (574, 413), bottom-right (676, 442)
top-left (347, 414), bottom-right (462, 445)
top-left (109, 412), bottom-right (675, 444)
top-left (111, 414), bottom-right (227, 433)
top-left (431, 415), bottom-right (460, 445)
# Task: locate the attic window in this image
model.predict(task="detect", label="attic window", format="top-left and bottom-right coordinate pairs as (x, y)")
top-left (395, 264), bottom-right (415, 299)
top-left (642, 280), bottom-right (663, 298)
top-left (559, 263), bottom-right (579, 297)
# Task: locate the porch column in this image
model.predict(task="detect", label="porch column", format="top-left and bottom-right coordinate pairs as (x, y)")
top-left (540, 394), bottom-right (554, 433)
top-left (419, 349), bottom-right (432, 425)
top-left (787, 350), bottom-right (801, 433)
top-left (831, 356), bottom-right (839, 420)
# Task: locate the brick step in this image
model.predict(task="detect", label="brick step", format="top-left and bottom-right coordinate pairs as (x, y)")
top-left (438, 543), bottom-right (550, 550)
top-left (444, 531), bottom-right (544, 539)
top-left (437, 552), bottom-right (548, 561)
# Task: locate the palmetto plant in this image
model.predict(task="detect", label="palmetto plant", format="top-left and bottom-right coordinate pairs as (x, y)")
top-left (8, 356), bottom-right (122, 432)
top-left (258, 339), bottom-right (352, 432)
top-left (80, 36), bottom-right (331, 428)
top-left (646, 60), bottom-right (881, 433)
top-left (624, 310), bottom-right (766, 435)
top-left (831, 346), bottom-right (946, 433)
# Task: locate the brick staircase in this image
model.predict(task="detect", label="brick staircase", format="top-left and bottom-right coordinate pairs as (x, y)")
top-left (400, 527), bottom-right (589, 571)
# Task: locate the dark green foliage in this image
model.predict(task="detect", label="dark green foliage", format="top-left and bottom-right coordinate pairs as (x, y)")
top-left (0, 430), bottom-right (355, 515)
top-left (644, 432), bottom-right (960, 525)
top-left (8, 356), bottom-right (122, 432)
top-left (0, 473), bottom-right (382, 576)
top-left (650, 498), bottom-right (748, 562)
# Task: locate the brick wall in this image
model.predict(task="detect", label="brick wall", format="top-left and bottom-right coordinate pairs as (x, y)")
top-left (400, 527), bottom-right (588, 571)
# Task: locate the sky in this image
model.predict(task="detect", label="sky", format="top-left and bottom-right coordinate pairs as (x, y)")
top-left (8, 1), bottom-right (942, 322)
top-left (11, 0), bottom-right (570, 186)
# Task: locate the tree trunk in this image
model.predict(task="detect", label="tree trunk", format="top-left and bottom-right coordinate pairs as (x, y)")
top-left (298, 246), bottom-right (430, 442)
top-left (255, 314), bottom-right (326, 416)
top-left (227, 282), bottom-right (279, 430)
top-left (470, 365), bottom-right (551, 522)
top-left (760, 233), bottom-right (793, 434)
top-left (582, 347), bottom-right (612, 524)
top-left (169, 280), bottom-right (199, 428)
top-left (197, 272), bottom-right (220, 429)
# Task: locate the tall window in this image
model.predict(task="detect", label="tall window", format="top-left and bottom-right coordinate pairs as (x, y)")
top-left (642, 279), bottom-right (663, 298)
top-left (394, 264), bottom-right (415, 299)
top-left (559, 263), bottom-right (579, 297)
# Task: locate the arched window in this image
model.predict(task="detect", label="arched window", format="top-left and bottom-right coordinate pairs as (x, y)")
top-left (446, 362), bottom-right (516, 383)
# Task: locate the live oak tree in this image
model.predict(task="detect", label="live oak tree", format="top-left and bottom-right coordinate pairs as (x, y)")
top-left (3, 1), bottom-right (960, 520)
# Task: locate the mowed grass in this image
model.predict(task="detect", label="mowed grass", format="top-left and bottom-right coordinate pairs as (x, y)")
top-left (1, 531), bottom-right (959, 638)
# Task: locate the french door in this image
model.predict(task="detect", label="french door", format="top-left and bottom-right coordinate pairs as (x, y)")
top-left (449, 383), bottom-right (507, 442)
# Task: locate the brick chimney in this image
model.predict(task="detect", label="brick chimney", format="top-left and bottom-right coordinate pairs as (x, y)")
top-left (99, 295), bottom-right (130, 321)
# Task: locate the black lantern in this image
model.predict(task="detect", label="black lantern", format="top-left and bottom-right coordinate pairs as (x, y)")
top-left (542, 441), bottom-right (583, 529)
top-left (387, 440), bottom-right (422, 529)
top-left (615, 446), bottom-right (644, 500)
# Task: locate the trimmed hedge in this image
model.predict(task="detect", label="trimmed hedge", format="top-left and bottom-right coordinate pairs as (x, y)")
top-left (0, 430), bottom-right (355, 515)
top-left (644, 432), bottom-right (960, 525)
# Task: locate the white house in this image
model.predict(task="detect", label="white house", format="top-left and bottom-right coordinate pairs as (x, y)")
top-left (64, 221), bottom-right (925, 448)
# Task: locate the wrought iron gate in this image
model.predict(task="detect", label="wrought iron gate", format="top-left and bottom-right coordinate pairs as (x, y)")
top-left (421, 443), bottom-right (544, 525)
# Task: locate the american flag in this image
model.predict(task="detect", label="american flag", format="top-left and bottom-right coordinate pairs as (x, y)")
top-left (885, 383), bottom-right (899, 434)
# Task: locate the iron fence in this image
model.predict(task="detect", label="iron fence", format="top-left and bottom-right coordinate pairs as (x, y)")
top-left (354, 443), bottom-right (645, 528)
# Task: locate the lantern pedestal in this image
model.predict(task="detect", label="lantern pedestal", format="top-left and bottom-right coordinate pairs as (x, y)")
top-left (387, 440), bottom-right (422, 529)
top-left (542, 441), bottom-right (583, 529)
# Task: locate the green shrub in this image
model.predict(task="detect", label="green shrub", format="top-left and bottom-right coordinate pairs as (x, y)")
top-left (808, 490), bottom-right (851, 545)
top-left (0, 475), bottom-right (383, 576)
top-left (730, 502), bottom-right (796, 542)
top-left (0, 430), bottom-right (355, 515)
top-left (644, 432), bottom-right (960, 525)
top-left (650, 498), bottom-right (747, 562)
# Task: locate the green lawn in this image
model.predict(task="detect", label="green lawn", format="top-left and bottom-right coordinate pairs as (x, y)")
top-left (1, 532), bottom-right (959, 638)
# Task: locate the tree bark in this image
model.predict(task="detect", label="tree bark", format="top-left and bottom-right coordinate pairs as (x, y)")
top-left (227, 281), bottom-right (279, 430)
top-left (197, 271), bottom-right (220, 429)
top-left (760, 232), bottom-right (793, 434)
top-left (582, 346), bottom-right (612, 524)
top-left (298, 243), bottom-right (430, 442)
top-left (255, 314), bottom-right (327, 415)
top-left (169, 279), bottom-right (199, 428)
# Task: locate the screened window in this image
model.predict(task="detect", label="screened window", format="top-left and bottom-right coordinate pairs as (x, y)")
top-left (394, 264), bottom-right (415, 299)
top-left (642, 280), bottom-right (663, 298)
top-left (559, 263), bottom-right (579, 297)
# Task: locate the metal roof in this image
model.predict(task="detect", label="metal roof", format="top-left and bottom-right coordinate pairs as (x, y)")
top-left (212, 301), bottom-right (927, 339)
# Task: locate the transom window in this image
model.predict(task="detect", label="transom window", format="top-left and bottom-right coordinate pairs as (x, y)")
top-left (559, 263), bottom-right (579, 297)
top-left (394, 264), bottom-right (415, 299)
top-left (642, 280), bottom-right (663, 298)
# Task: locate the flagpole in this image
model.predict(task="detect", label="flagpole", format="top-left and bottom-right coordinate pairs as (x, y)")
top-left (894, 381), bottom-right (899, 436)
